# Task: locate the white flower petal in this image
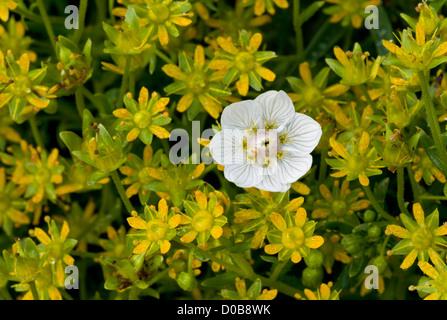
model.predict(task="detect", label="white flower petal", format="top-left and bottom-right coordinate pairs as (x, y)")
top-left (221, 100), bottom-right (262, 130)
top-left (209, 130), bottom-right (245, 165)
top-left (224, 164), bottom-right (264, 188)
top-left (254, 175), bottom-right (291, 193)
top-left (282, 113), bottom-right (322, 155)
top-left (272, 153), bottom-right (313, 183)
top-left (255, 90), bottom-right (295, 130)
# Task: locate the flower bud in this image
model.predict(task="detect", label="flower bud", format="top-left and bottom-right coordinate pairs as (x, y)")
top-left (341, 234), bottom-right (363, 255)
top-left (177, 271), bottom-right (198, 291)
top-left (367, 225), bottom-right (382, 239)
top-left (363, 210), bottom-right (376, 222)
top-left (301, 267), bottom-right (324, 289)
top-left (304, 250), bottom-right (324, 269)
top-left (417, 2), bottom-right (438, 35)
top-left (371, 256), bottom-right (388, 274)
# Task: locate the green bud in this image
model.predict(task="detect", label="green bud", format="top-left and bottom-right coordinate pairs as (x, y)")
top-left (363, 210), bottom-right (376, 222)
top-left (177, 272), bottom-right (197, 291)
top-left (368, 225), bottom-right (382, 239)
top-left (301, 267), bottom-right (324, 289)
top-left (304, 250), bottom-right (324, 269)
top-left (341, 234), bottom-right (363, 255)
top-left (371, 256), bottom-right (388, 274)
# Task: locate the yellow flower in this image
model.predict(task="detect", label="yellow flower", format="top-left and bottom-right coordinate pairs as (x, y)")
top-left (326, 43), bottom-right (382, 86)
top-left (385, 203), bottom-right (447, 270)
top-left (0, 52), bottom-right (56, 123)
top-left (241, 0), bottom-right (289, 16)
top-left (312, 179), bottom-right (370, 221)
top-left (264, 208), bottom-right (324, 263)
top-left (382, 23), bottom-right (447, 72)
top-left (220, 277), bottom-right (278, 300)
top-left (327, 131), bottom-right (384, 186)
top-left (287, 62), bottom-right (349, 112)
top-left (166, 249), bottom-right (202, 280)
top-left (162, 45), bottom-right (231, 119)
top-left (113, 87), bottom-right (171, 144)
top-left (0, 18), bottom-right (36, 62)
top-left (323, 0), bottom-right (380, 28)
top-left (0, 166), bottom-right (29, 231)
top-left (209, 30), bottom-right (276, 96)
top-left (99, 225), bottom-right (128, 259)
top-left (21, 264), bottom-right (62, 300)
top-left (179, 190), bottom-right (228, 245)
top-left (409, 249), bottom-right (447, 300)
top-left (127, 198), bottom-right (181, 255)
top-left (411, 147), bottom-right (446, 185)
top-left (295, 282), bottom-right (340, 300)
top-left (0, 0), bottom-right (17, 22)
top-left (29, 217), bottom-right (77, 287)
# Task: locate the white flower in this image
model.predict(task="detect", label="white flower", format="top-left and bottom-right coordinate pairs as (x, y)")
top-left (209, 90), bottom-right (322, 192)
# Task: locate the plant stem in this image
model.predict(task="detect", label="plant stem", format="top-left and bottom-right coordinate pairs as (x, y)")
top-left (270, 260), bottom-right (288, 282)
top-left (36, 0), bottom-right (57, 53)
top-left (318, 148), bottom-right (328, 182)
top-left (75, 87), bottom-right (86, 118)
top-left (73, 0), bottom-right (89, 44)
top-left (117, 55), bottom-right (131, 109)
top-left (155, 48), bottom-right (175, 65)
top-left (29, 281), bottom-right (39, 300)
top-left (128, 286), bottom-right (140, 300)
top-left (362, 184), bottom-right (395, 222)
top-left (397, 166), bottom-right (410, 216)
top-left (406, 165), bottom-right (421, 203)
top-left (111, 170), bottom-right (135, 214)
top-left (359, 84), bottom-right (376, 110)
top-left (293, 0), bottom-right (304, 61)
top-left (29, 116), bottom-right (44, 149)
top-left (418, 71), bottom-right (447, 165)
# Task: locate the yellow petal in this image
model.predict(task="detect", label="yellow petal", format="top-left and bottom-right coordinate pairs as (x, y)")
top-left (432, 42), bottom-right (447, 58)
top-left (256, 66), bottom-right (276, 82)
top-left (211, 225), bottom-right (223, 239)
top-left (150, 125), bottom-right (170, 139)
top-left (358, 131), bottom-right (370, 156)
top-left (217, 36), bottom-right (239, 55)
top-left (209, 59), bottom-right (233, 70)
top-left (138, 87), bottom-right (149, 106)
top-left (319, 184), bottom-right (332, 201)
top-left (63, 254), bottom-right (75, 266)
top-left (294, 207), bottom-right (307, 228)
top-left (34, 227), bottom-right (51, 245)
top-left (126, 127), bottom-right (140, 142)
top-left (236, 73), bottom-right (249, 96)
top-left (385, 225), bottom-right (411, 238)
top-left (191, 163), bottom-right (205, 179)
top-left (291, 250), bottom-right (302, 263)
top-left (333, 47), bottom-right (348, 66)
top-left (299, 62), bottom-right (313, 86)
top-left (177, 93), bottom-right (194, 112)
top-left (358, 171), bottom-right (369, 186)
top-left (168, 214), bottom-right (181, 228)
top-left (329, 137), bottom-right (350, 159)
top-left (273, 0), bottom-right (289, 8)
top-left (194, 45), bottom-right (205, 68)
top-left (195, 190), bottom-right (208, 210)
top-left (48, 286), bottom-right (62, 300)
top-left (304, 288), bottom-right (317, 300)
top-left (418, 261), bottom-right (439, 279)
top-left (171, 16), bottom-right (192, 26)
top-left (434, 223), bottom-right (447, 236)
top-left (198, 94), bottom-right (222, 119)
top-left (319, 283), bottom-right (331, 300)
top-left (158, 24), bottom-right (169, 46)
top-left (158, 198), bottom-right (168, 216)
top-left (159, 239), bottom-right (171, 254)
top-left (270, 212), bottom-right (287, 231)
top-left (60, 221), bottom-right (70, 241)
top-left (249, 33), bottom-right (263, 52)
top-left (412, 203), bottom-right (425, 226)
top-left (400, 249), bottom-right (418, 270)
top-left (133, 240), bottom-right (150, 254)
top-left (113, 108), bottom-right (133, 119)
top-left (264, 243), bottom-right (283, 255)
top-left (127, 216), bottom-right (147, 230)
top-left (180, 230), bottom-right (198, 243)
top-left (162, 64), bottom-right (186, 80)
top-left (304, 236), bottom-right (324, 249)
top-left (416, 23), bottom-right (425, 47)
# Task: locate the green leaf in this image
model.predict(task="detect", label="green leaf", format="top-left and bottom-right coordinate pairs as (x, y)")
top-left (373, 177), bottom-right (390, 208)
top-left (348, 255), bottom-right (365, 278)
top-left (299, 1), bottom-right (325, 25)
top-left (260, 255), bottom-right (278, 263)
top-left (59, 131), bottom-right (82, 153)
top-left (325, 221), bottom-right (354, 234)
top-left (419, 129), bottom-right (447, 176)
top-left (230, 241), bottom-right (251, 253)
top-left (201, 271), bottom-right (238, 288)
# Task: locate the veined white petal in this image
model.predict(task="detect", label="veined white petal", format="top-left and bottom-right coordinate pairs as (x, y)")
top-left (273, 152), bottom-right (313, 184)
top-left (254, 175), bottom-right (291, 193)
top-left (209, 129), bottom-right (245, 165)
top-left (282, 113), bottom-right (322, 155)
top-left (255, 90), bottom-right (295, 130)
top-left (221, 100), bottom-right (262, 130)
top-left (224, 163), bottom-right (264, 188)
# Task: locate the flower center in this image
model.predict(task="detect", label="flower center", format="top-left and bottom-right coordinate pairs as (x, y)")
top-left (35, 168), bottom-right (51, 185)
top-left (281, 227), bottom-right (305, 250)
top-left (187, 71), bottom-right (208, 94)
top-left (411, 227), bottom-right (433, 250)
top-left (11, 75), bottom-right (32, 97)
top-left (148, 3), bottom-right (171, 23)
top-left (347, 155), bottom-right (369, 175)
top-left (133, 110), bottom-right (152, 128)
top-left (235, 52), bottom-right (256, 73)
top-left (48, 241), bottom-right (64, 260)
top-left (304, 86), bottom-right (323, 107)
top-left (138, 168), bottom-right (152, 184)
top-left (246, 129), bottom-right (281, 164)
top-left (146, 219), bottom-right (169, 242)
top-left (0, 193), bottom-right (11, 212)
top-left (331, 200), bottom-right (347, 217)
top-left (192, 209), bottom-right (214, 232)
